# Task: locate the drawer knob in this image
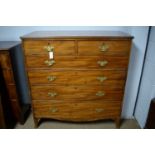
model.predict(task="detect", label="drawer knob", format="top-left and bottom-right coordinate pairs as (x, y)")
top-left (96, 91), bottom-right (105, 97)
top-left (47, 76), bottom-right (56, 81)
top-left (44, 45), bottom-right (54, 52)
top-left (95, 108), bottom-right (104, 113)
top-left (48, 92), bottom-right (57, 97)
top-left (50, 108), bottom-right (58, 113)
top-left (96, 76), bottom-right (107, 82)
top-left (100, 44), bottom-right (109, 52)
top-left (97, 60), bottom-right (108, 67)
top-left (44, 60), bottom-right (55, 66)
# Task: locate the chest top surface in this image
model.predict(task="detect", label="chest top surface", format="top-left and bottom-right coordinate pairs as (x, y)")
top-left (0, 41), bottom-right (20, 51)
top-left (21, 31), bottom-right (133, 40)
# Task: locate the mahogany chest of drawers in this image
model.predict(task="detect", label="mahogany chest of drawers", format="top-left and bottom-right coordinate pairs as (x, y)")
top-left (21, 31), bottom-right (133, 128)
top-left (0, 41), bottom-right (30, 124)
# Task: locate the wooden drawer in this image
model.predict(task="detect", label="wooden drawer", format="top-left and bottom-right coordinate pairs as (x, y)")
top-left (10, 100), bottom-right (21, 121)
top-left (33, 100), bottom-right (121, 121)
top-left (24, 40), bottom-right (75, 56)
top-left (7, 85), bottom-right (18, 99)
top-left (78, 40), bottom-right (131, 56)
top-left (28, 70), bottom-right (126, 85)
top-left (0, 53), bottom-right (11, 69)
top-left (30, 85), bottom-right (124, 101)
top-left (25, 55), bottom-right (129, 69)
top-left (2, 70), bottom-right (14, 84)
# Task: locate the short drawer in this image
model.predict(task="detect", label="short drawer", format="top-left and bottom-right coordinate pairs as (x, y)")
top-left (23, 40), bottom-right (75, 56)
top-left (28, 70), bottom-right (126, 85)
top-left (0, 53), bottom-right (11, 69)
top-left (78, 40), bottom-right (131, 56)
top-left (30, 85), bottom-right (124, 101)
top-left (33, 100), bottom-right (121, 121)
top-left (25, 55), bottom-right (129, 69)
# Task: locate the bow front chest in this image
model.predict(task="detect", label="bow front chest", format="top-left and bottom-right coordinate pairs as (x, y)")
top-left (21, 31), bottom-right (133, 128)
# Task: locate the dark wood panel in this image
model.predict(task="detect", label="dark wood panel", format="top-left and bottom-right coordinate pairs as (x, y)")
top-left (0, 42), bottom-right (30, 125)
top-left (0, 53), bottom-right (11, 69)
top-left (0, 94), bottom-right (6, 128)
top-left (6, 85), bottom-right (18, 99)
top-left (0, 66), bottom-right (16, 128)
top-left (1, 70), bottom-right (14, 84)
top-left (145, 99), bottom-right (155, 129)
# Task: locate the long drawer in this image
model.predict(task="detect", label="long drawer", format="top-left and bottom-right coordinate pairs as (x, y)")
top-left (28, 70), bottom-right (126, 85)
top-left (24, 40), bottom-right (75, 55)
top-left (25, 55), bottom-right (129, 69)
top-left (33, 100), bottom-right (121, 121)
top-left (30, 85), bottom-right (124, 100)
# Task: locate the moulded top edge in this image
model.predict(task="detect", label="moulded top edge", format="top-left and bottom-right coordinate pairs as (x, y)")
top-left (21, 31), bottom-right (134, 40)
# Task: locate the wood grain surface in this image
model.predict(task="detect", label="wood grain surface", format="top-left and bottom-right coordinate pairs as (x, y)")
top-left (27, 70), bottom-right (126, 85)
top-left (30, 85), bottom-right (124, 101)
top-left (24, 40), bottom-right (75, 55)
top-left (25, 55), bottom-right (129, 69)
top-left (33, 100), bottom-right (121, 121)
top-left (21, 31), bottom-right (132, 127)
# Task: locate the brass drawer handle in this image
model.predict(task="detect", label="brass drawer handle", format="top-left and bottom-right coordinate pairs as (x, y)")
top-left (47, 76), bottom-right (56, 81)
top-left (44, 45), bottom-right (54, 52)
top-left (50, 108), bottom-right (58, 113)
top-left (97, 60), bottom-right (108, 67)
top-left (95, 108), bottom-right (104, 113)
top-left (48, 92), bottom-right (57, 97)
top-left (44, 60), bottom-right (55, 66)
top-left (96, 91), bottom-right (105, 97)
top-left (96, 76), bottom-right (107, 82)
top-left (100, 44), bottom-right (109, 52)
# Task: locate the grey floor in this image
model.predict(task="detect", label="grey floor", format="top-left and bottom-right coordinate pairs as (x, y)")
top-left (15, 113), bottom-right (140, 129)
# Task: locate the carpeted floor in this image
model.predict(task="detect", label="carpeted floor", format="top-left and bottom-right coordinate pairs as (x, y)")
top-left (15, 113), bottom-right (140, 129)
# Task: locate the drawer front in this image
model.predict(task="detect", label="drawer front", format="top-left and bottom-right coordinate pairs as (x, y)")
top-left (78, 40), bottom-right (131, 56)
top-left (28, 70), bottom-right (126, 85)
top-left (33, 100), bottom-right (121, 121)
top-left (30, 85), bottom-right (124, 101)
top-left (0, 53), bottom-right (11, 69)
top-left (24, 40), bottom-right (75, 56)
top-left (7, 85), bottom-right (18, 99)
top-left (2, 70), bottom-right (14, 84)
top-left (25, 55), bottom-right (129, 69)
top-left (10, 100), bottom-right (21, 121)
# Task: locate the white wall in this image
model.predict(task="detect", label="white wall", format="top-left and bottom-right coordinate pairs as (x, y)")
top-left (135, 27), bottom-right (155, 128)
top-left (122, 27), bottom-right (149, 119)
top-left (0, 26), bottom-right (149, 123)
